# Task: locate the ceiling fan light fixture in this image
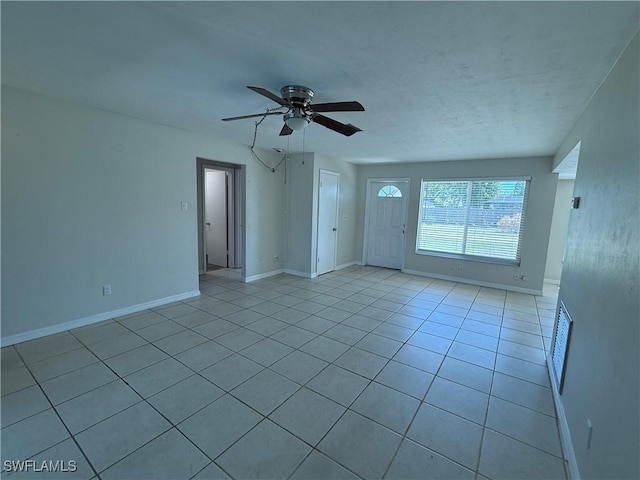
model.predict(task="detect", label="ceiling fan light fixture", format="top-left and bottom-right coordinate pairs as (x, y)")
top-left (284, 111), bottom-right (310, 131)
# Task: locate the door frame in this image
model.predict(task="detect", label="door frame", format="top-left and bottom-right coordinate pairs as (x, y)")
top-left (196, 158), bottom-right (245, 277)
top-left (362, 178), bottom-right (411, 268)
top-left (316, 169), bottom-right (340, 276)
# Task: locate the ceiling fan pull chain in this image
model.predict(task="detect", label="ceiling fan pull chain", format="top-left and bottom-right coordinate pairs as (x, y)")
top-left (285, 135), bottom-right (290, 184)
top-left (302, 127), bottom-right (306, 165)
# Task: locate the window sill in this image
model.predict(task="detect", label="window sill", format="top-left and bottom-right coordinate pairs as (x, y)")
top-left (414, 249), bottom-right (521, 267)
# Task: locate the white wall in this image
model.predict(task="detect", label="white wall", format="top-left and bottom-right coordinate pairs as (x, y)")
top-left (355, 157), bottom-right (558, 294)
top-left (1, 87), bottom-right (285, 343)
top-left (243, 157), bottom-right (285, 278)
top-left (284, 153), bottom-right (315, 276)
top-left (551, 33), bottom-right (639, 480)
top-left (544, 179), bottom-right (574, 283)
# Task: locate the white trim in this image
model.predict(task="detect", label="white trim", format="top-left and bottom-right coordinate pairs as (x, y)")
top-left (547, 352), bottom-right (580, 480)
top-left (336, 261), bottom-right (360, 270)
top-left (281, 266), bottom-right (366, 278)
top-left (401, 269), bottom-right (543, 295)
top-left (245, 269), bottom-right (285, 283)
top-left (284, 269), bottom-right (315, 279)
top-left (545, 277), bottom-right (562, 286)
top-left (1, 290), bottom-right (201, 347)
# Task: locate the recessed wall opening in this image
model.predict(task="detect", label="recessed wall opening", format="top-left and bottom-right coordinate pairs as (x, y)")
top-left (545, 141), bottom-right (581, 284)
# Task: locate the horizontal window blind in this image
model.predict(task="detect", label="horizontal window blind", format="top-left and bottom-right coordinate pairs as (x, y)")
top-left (416, 178), bottom-right (529, 264)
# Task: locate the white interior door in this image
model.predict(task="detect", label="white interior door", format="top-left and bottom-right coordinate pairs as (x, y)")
top-left (366, 180), bottom-right (409, 269)
top-left (204, 169), bottom-right (228, 267)
top-left (317, 170), bottom-right (339, 275)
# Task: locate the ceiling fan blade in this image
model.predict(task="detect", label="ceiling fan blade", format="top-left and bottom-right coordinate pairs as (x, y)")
top-left (222, 111), bottom-right (283, 122)
top-left (279, 124), bottom-right (293, 136)
top-left (311, 101), bottom-right (365, 113)
top-left (312, 114), bottom-right (362, 136)
top-left (247, 86), bottom-right (290, 107)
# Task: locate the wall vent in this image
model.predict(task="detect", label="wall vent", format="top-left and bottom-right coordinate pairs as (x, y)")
top-left (552, 301), bottom-right (573, 393)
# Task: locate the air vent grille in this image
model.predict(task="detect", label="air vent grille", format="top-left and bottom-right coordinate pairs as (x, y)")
top-left (552, 301), bottom-right (573, 393)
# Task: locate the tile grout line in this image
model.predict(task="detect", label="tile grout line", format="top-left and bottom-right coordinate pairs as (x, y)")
top-left (9, 346), bottom-right (102, 480)
top-left (3, 266), bottom-right (564, 480)
top-left (472, 287), bottom-right (505, 479)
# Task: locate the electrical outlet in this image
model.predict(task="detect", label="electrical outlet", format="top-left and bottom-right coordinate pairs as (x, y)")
top-left (274, 254), bottom-right (280, 262)
top-left (103, 284), bottom-right (112, 296)
top-left (459, 262), bottom-right (464, 270)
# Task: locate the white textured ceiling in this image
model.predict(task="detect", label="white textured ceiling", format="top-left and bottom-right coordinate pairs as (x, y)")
top-left (2, 1), bottom-right (638, 164)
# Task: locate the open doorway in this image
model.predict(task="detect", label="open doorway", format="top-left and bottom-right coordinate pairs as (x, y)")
top-left (204, 169), bottom-right (229, 270)
top-left (196, 158), bottom-right (244, 276)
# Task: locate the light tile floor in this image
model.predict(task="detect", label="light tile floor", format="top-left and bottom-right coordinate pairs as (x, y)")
top-left (1, 266), bottom-right (567, 479)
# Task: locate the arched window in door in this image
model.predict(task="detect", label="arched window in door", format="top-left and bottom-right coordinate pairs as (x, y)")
top-left (377, 185), bottom-right (402, 198)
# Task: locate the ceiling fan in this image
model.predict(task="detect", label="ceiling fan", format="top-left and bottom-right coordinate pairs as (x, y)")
top-left (222, 85), bottom-right (365, 136)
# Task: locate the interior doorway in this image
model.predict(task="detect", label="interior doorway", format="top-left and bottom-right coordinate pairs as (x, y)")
top-left (196, 158), bottom-right (244, 276)
top-left (204, 169), bottom-right (229, 269)
top-left (364, 179), bottom-right (410, 269)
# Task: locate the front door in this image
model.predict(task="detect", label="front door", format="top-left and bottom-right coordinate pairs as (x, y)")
top-left (366, 180), bottom-right (409, 269)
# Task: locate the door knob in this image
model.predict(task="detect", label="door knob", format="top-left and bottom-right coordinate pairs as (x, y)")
top-left (332, 228), bottom-right (337, 231)
top-left (206, 222), bottom-right (211, 226)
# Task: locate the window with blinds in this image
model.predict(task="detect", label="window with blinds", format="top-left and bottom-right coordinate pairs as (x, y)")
top-left (416, 178), bottom-right (530, 264)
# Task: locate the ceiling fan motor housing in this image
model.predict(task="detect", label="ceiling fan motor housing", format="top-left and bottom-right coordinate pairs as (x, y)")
top-left (280, 85), bottom-right (314, 108)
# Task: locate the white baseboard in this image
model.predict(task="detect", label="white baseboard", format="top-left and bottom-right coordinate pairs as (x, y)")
top-left (245, 269), bottom-right (285, 283)
top-left (546, 353), bottom-right (580, 480)
top-left (545, 277), bottom-right (561, 286)
top-left (1, 290), bottom-right (201, 347)
top-left (284, 269), bottom-right (314, 279)
top-left (285, 263), bottom-right (361, 279)
top-left (336, 261), bottom-right (361, 270)
top-left (401, 269), bottom-right (543, 295)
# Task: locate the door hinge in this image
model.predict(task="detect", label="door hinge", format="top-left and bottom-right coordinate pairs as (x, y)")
top-left (317, 257), bottom-right (320, 263)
